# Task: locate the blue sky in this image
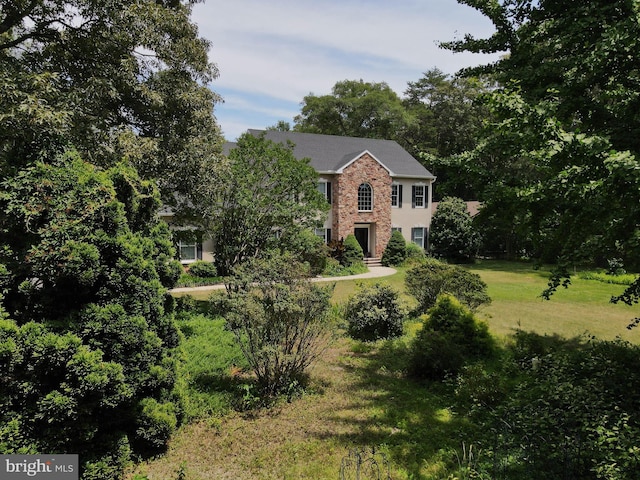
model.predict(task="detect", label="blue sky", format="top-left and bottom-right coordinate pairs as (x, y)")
top-left (192, 1), bottom-right (503, 141)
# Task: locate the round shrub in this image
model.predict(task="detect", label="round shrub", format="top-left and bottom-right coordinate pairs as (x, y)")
top-left (409, 295), bottom-right (494, 380)
top-left (343, 234), bottom-right (364, 267)
top-left (404, 242), bottom-right (426, 264)
top-left (382, 230), bottom-right (407, 266)
top-left (187, 260), bottom-right (217, 278)
top-left (405, 258), bottom-right (491, 314)
top-left (345, 283), bottom-right (405, 341)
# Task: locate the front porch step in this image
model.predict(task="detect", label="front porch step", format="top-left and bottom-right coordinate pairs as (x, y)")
top-left (363, 257), bottom-right (383, 268)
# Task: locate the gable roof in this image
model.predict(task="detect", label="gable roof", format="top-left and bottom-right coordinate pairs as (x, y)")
top-left (224, 130), bottom-right (435, 179)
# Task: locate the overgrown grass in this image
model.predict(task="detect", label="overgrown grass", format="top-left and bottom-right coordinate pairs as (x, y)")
top-left (130, 260), bottom-right (640, 479)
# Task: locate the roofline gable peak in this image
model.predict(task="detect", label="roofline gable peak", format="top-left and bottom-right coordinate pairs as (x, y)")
top-left (336, 150), bottom-right (394, 175)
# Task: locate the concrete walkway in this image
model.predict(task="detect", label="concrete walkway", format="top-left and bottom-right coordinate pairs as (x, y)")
top-left (169, 266), bottom-right (397, 294)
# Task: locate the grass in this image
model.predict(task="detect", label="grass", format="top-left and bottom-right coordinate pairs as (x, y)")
top-left (130, 260), bottom-right (640, 479)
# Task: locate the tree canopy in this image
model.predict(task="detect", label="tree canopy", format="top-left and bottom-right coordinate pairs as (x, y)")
top-left (442, 0), bottom-right (640, 308)
top-left (205, 133), bottom-right (329, 277)
top-left (0, 0), bottom-right (224, 207)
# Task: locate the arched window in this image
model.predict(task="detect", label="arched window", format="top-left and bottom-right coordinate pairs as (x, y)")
top-left (358, 183), bottom-right (373, 211)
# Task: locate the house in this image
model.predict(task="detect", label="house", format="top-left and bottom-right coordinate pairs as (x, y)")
top-left (166, 130), bottom-right (436, 263)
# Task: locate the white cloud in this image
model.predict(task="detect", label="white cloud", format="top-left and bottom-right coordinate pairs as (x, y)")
top-left (192, 0), bottom-right (503, 139)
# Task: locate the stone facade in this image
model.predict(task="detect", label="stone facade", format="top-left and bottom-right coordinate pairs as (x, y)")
top-left (332, 153), bottom-right (392, 258)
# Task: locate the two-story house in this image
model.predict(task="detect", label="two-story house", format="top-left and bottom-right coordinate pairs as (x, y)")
top-left (170, 130), bottom-right (435, 263)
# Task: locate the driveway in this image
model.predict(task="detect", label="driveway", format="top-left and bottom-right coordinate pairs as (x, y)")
top-left (169, 266), bottom-right (397, 294)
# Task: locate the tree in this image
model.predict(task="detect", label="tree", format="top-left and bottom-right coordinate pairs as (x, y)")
top-left (0, 0), bottom-right (224, 209)
top-left (207, 132), bottom-right (329, 276)
top-left (294, 79), bottom-right (413, 141)
top-left (430, 197), bottom-right (481, 262)
top-left (442, 0), bottom-right (640, 308)
top-left (220, 253), bottom-right (334, 397)
top-left (0, 153), bottom-right (183, 476)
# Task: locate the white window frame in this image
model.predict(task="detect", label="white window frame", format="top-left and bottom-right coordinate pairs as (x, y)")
top-left (317, 180), bottom-right (331, 203)
top-left (411, 227), bottom-right (426, 249)
top-left (413, 185), bottom-right (425, 208)
top-left (178, 240), bottom-right (198, 263)
top-left (358, 183), bottom-right (373, 212)
top-left (391, 184), bottom-right (399, 207)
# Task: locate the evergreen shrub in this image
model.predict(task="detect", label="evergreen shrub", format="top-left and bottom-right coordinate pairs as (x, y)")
top-left (345, 283), bottom-right (405, 341)
top-left (381, 230), bottom-right (407, 266)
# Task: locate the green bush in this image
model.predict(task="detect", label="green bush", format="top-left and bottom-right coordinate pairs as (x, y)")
top-left (220, 252), bottom-right (334, 397)
top-left (429, 196), bottom-right (480, 262)
top-left (187, 260), bottom-right (217, 278)
top-left (345, 283), bottom-right (405, 341)
top-left (381, 230), bottom-right (407, 266)
top-left (408, 295), bottom-right (495, 380)
top-left (405, 258), bottom-right (491, 314)
top-left (404, 242), bottom-right (426, 265)
top-left (342, 234), bottom-right (364, 267)
top-left (477, 337), bottom-right (640, 479)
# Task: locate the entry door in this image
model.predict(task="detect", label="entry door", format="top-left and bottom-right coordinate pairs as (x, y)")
top-left (354, 227), bottom-right (369, 256)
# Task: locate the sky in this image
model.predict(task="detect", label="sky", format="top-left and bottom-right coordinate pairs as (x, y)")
top-left (192, 1), bottom-right (503, 141)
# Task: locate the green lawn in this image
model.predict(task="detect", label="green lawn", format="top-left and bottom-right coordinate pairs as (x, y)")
top-left (132, 260), bottom-right (640, 479)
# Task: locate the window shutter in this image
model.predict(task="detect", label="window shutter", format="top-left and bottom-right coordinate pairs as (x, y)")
top-left (327, 228), bottom-right (332, 244)
top-left (327, 181), bottom-right (332, 204)
top-left (197, 241), bottom-right (203, 260)
top-left (399, 185), bottom-right (403, 208)
top-left (411, 186), bottom-right (416, 208)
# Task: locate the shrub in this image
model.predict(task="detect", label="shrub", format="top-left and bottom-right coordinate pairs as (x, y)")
top-left (187, 260), bottom-right (217, 278)
top-left (404, 242), bottom-right (426, 264)
top-left (381, 230), bottom-right (407, 266)
top-left (345, 283), bottom-right (405, 341)
top-left (221, 252), bottom-right (334, 397)
top-left (405, 258), bottom-right (491, 314)
top-left (342, 234), bottom-right (364, 267)
top-left (279, 229), bottom-right (328, 275)
top-left (429, 196), bottom-right (480, 262)
top-left (408, 295), bottom-right (494, 380)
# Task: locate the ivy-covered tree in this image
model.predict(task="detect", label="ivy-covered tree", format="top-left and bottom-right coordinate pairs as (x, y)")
top-left (0, 153), bottom-right (183, 477)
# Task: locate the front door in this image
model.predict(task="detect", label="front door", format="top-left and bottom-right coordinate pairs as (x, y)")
top-left (354, 227), bottom-right (369, 257)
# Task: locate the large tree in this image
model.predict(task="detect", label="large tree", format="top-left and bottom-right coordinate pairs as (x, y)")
top-left (207, 133), bottom-right (329, 277)
top-left (293, 79), bottom-right (413, 141)
top-left (0, 0), bottom-right (223, 475)
top-left (442, 0), bottom-right (640, 308)
top-left (0, 0), bottom-right (224, 206)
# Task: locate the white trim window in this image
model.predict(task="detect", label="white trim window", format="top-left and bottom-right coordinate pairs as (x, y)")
top-left (317, 180), bottom-right (332, 204)
top-left (315, 228), bottom-right (332, 244)
top-left (411, 227), bottom-right (426, 249)
top-left (391, 184), bottom-right (403, 208)
top-left (358, 183), bottom-right (373, 211)
top-left (178, 240), bottom-right (198, 263)
top-left (412, 185), bottom-right (425, 208)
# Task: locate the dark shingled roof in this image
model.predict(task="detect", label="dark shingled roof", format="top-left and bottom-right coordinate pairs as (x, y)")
top-left (224, 130), bottom-right (435, 179)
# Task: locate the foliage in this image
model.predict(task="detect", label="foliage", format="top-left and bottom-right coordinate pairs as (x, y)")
top-left (294, 79), bottom-right (412, 141)
top-left (430, 197), bottom-right (480, 262)
top-left (0, 0), bottom-right (224, 209)
top-left (408, 295), bottom-right (495, 380)
top-left (469, 335), bottom-right (640, 479)
top-left (405, 258), bottom-right (491, 314)
top-left (0, 155), bottom-right (182, 476)
top-left (381, 230), bottom-right (407, 267)
top-left (345, 283), bottom-right (405, 342)
top-left (578, 270), bottom-right (638, 286)
top-left (404, 242), bottom-right (427, 264)
top-left (219, 253), bottom-right (334, 397)
top-left (278, 228), bottom-right (328, 276)
top-left (208, 133), bottom-right (328, 276)
top-left (322, 258), bottom-right (368, 277)
top-left (442, 0), bottom-right (640, 304)
top-left (342, 234), bottom-right (364, 267)
top-left (187, 261), bottom-right (217, 279)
